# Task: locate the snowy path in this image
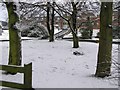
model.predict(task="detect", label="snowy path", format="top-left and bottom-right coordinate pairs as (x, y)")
top-left (0, 40), bottom-right (118, 88)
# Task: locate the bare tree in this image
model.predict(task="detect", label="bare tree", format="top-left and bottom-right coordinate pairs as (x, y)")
top-left (52, 2), bottom-right (80, 48)
top-left (47, 2), bottom-right (55, 42)
top-left (19, 2), bottom-right (56, 42)
top-left (52, 1), bottom-right (100, 48)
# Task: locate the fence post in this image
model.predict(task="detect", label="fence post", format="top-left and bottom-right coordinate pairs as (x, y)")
top-left (24, 63), bottom-right (32, 88)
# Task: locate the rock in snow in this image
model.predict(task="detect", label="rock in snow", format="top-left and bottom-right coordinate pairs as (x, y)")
top-left (73, 51), bottom-right (84, 56)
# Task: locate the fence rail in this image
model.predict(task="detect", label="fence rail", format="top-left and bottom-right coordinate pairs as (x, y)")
top-left (0, 63), bottom-right (32, 89)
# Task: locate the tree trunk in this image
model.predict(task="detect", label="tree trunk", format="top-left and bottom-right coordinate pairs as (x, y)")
top-left (5, 2), bottom-right (22, 66)
top-left (50, 2), bottom-right (55, 42)
top-left (118, 2), bottom-right (120, 39)
top-left (47, 2), bottom-right (54, 42)
top-left (95, 2), bottom-right (113, 77)
top-left (47, 2), bottom-right (51, 42)
top-left (72, 33), bottom-right (79, 48)
top-left (72, 2), bottom-right (79, 48)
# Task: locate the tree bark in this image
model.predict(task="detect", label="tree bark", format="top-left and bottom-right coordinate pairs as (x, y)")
top-left (47, 2), bottom-right (54, 42)
top-left (95, 2), bottom-right (113, 77)
top-left (50, 2), bottom-right (55, 42)
top-left (71, 2), bottom-right (79, 48)
top-left (47, 2), bottom-right (51, 41)
top-left (5, 2), bottom-right (22, 66)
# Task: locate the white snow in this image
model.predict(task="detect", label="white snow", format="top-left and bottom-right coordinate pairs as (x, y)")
top-left (0, 30), bottom-right (9, 40)
top-left (0, 30), bottom-right (36, 40)
top-left (0, 29), bottom-right (63, 40)
top-left (63, 29), bottom-right (99, 38)
top-left (0, 38), bottom-right (118, 88)
top-left (104, 5), bottom-right (107, 8)
top-left (0, 2), bottom-right (119, 89)
top-left (0, 3), bottom-right (8, 22)
top-left (54, 28), bottom-right (62, 34)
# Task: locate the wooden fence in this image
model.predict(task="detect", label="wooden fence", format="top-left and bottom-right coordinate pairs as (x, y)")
top-left (0, 63), bottom-right (32, 89)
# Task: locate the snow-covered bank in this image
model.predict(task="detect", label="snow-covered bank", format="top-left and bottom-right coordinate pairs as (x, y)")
top-left (1, 30), bottom-right (119, 44)
top-left (0, 40), bottom-right (118, 88)
top-left (0, 30), bottom-right (36, 41)
top-left (0, 29), bottom-right (62, 41)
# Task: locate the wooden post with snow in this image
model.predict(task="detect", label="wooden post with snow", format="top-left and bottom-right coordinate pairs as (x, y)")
top-left (24, 63), bottom-right (32, 88)
top-left (0, 63), bottom-right (32, 89)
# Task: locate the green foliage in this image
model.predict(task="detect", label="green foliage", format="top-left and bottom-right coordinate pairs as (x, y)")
top-left (112, 26), bottom-right (120, 39)
top-left (80, 28), bottom-right (91, 39)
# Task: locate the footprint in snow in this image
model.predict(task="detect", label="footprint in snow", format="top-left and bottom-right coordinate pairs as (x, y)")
top-left (73, 51), bottom-right (84, 56)
top-left (50, 67), bottom-right (58, 72)
top-left (85, 65), bottom-right (89, 69)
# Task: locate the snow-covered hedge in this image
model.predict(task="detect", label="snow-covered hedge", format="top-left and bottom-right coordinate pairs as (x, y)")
top-left (80, 28), bottom-right (91, 39)
top-left (112, 26), bottom-right (120, 39)
top-left (21, 24), bottom-right (49, 39)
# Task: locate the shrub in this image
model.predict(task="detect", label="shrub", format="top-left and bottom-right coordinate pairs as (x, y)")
top-left (112, 26), bottom-right (120, 39)
top-left (21, 24), bottom-right (48, 39)
top-left (80, 28), bottom-right (91, 39)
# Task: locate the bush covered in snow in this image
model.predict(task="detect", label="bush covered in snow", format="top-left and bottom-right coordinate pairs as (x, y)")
top-left (80, 28), bottom-right (91, 39)
top-left (112, 26), bottom-right (120, 39)
top-left (21, 24), bottom-right (49, 39)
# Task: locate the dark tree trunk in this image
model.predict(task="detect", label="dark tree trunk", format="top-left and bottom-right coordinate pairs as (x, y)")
top-left (118, 2), bottom-right (120, 39)
top-left (47, 2), bottom-right (51, 41)
top-left (118, 3), bottom-right (120, 86)
top-left (71, 2), bottom-right (79, 48)
top-left (47, 2), bottom-right (54, 42)
top-left (50, 2), bottom-right (55, 42)
top-left (95, 2), bottom-right (113, 77)
top-left (5, 2), bottom-right (22, 66)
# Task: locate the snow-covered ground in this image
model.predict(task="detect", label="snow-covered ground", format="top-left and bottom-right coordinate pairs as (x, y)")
top-left (0, 3), bottom-right (119, 89)
top-left (0, 3), bottom-right (8, 21)
top-left (63, 29), bottom-right (99, 38)
top-left (0, 29), bottom-right (63, 41)
top-left (0, 39), bottom-right (118, 88)
top-left (0, 30), bottom-right (36, 40)
top-left (0, 30), bottom-right (9, 40)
